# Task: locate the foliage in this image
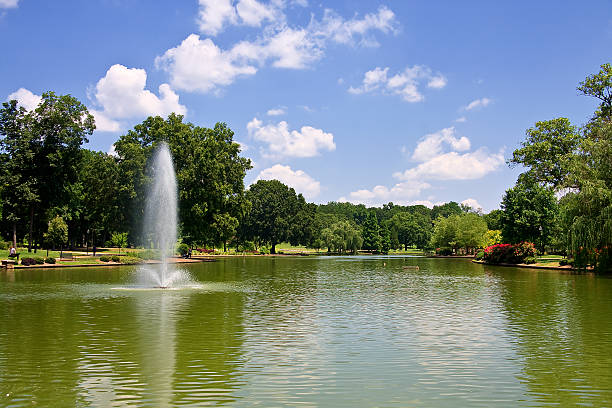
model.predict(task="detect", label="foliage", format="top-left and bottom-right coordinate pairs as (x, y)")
top-left (484, 229), bottom-right (503, 247)
top-left (361, 211), bottom-right (381, 251)
top-left (119, 256), bottom-right (143, 265)
top-left (21, 257), bottom-right (37, 266)
top-left (388, 211), bottom-right (432, 250)
top-left (474, 250), bottom-right (484, 261)
top-left (111, 255), bottom-right (120, 262)
top-left (321, 220), bottom-right (362, 254)
top-left (431, 213), bottom-right (488, 253)
top-left (483, 209), bottom-right (503, 230)
top-left (44, 216), bottom-right (68, 249)
top-left (242, 179), bottom-right (301, 254)
top-left (110, 232), bottom-right (128, 252)
top-left (44, 257), bottom-right (55, 264)
top-left (508, 118), bottom-right (580, 188)
top-left (501, 180), bottom-right (558, 250)
top-left (431, 201), bottom-right (462, 219)
top-left (100, 255), bottom-right (111, 262)
top-left (483, 242), bottom-right (536, 264)
top-left (577, 63), bottom-right (612, 120)
top-left (177, 243), bottom-right (189, 256)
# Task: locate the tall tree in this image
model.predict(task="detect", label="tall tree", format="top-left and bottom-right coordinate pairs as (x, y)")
top-left (243, 179), bottom-right (300, 254)
top-left (508, 118), bottom-right (580, 189)
top-left (361, 211), bottom-right (381, 251)
top-left (501, 180), bottom-right (558, 250)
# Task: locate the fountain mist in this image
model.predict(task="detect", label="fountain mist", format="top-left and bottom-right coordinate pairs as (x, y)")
top-left (137, 143), bottom-right (182, 288)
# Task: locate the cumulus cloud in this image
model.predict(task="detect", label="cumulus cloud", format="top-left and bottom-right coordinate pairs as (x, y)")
top-left (160, 5), bottom-right (397, 93)
top-left (461, 198), bottom-right (483, 212)
top-left (247, 117), bottom-right (335, 158)
top-left (255, 164), bottom-right (321, 199)
top-left (7, 88), bottom-right (42, 111)
top-left (464, 97), bottom-right (491, 111)
top-left (267, 106), bottom-right (286, 116)
top-left (411, 127), bottom-right (470, 162)
top-left (342, 127), bottom-right (504, 206)
top-left (394, 148), bottom-right (505, 181)
top-left (349, 65), bottom-right (446, 102)
top-left (0, 0), bottom-right (18, 8)
top-left (455, 116), bottom-right (467, 123)
top-left (87, 64), bottom-right (186, 132)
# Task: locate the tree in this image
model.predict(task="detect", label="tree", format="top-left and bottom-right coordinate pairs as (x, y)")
top-left (431, 215), bottom-right (459, 252)
top-left (389, 211), bottom-right (432, 250)
top-left (321, 220), bottom-right (362, 254)
top-left (114, 114), bottom-right (251, 246)
top-left (110, 232), bottom-right (128, 253)
top-left (361, 211), bottom-right (381, 251)
top-left (243, 180), bottom-right (300, 254)
top-left (0, 92), bottom-right (95, 253)
top-left (508, 118), bottom-right (580, 189)
top-left (212, 213), bottom-right (238, 252)
top-left (501, 180), bottom-right (558, 251)
top-left (431, 201), bottom-right (462, 220)
top-left (577, 63), bottom-right (612, 120)
top-left (44, 216), bottom-right (68, 257)
top-left (484, 209), bottom-right (503, 231)
top-left (455, 213), bottom-right (488, 253)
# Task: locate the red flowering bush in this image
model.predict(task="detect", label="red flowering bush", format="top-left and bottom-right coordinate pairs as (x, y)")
top-left (483, 242), bottom-right (536, 264)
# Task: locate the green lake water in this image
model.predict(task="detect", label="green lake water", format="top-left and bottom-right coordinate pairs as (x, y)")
top-left (1, 256), bottom-right (611, 407)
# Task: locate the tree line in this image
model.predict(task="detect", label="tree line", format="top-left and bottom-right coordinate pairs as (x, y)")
top-left (0, 64), bottom-right (609, 273)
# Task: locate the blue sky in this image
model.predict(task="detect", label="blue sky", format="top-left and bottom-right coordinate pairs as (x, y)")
top-left (1, 0), bottom-right (610, 211)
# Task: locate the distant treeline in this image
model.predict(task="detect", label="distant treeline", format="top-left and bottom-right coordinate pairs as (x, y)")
top-left (0, 64), bottom-right (610, 272)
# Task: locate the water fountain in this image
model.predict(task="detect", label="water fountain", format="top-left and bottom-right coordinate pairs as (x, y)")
top-left (135, 142), bottom-right (191, 288)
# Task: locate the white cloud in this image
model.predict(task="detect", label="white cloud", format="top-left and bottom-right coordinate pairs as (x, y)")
top-left (341, 179), bottom-right (431, 207)
top-left (161, 5), bottom-right (397, 93)
top-left (256, 164), bottom-right (321, 199)
top-left (93, 64), bottom-right (186, 120)
top-left (411, 127), bottom-right (470, 162)
top-left (197, 0), bottom-right (237, 36)
top-left (455, 116), bottom-right (467, 123)
top-left (7, 88), bottom-right (41, 111)
top-left (310, 6), bottom-right (397, 46)
top-left (0, 0), bottom-right (18, 8)
top-left (89, 109), bottom-right (121, 132)
top-left (156, 35), bottom-right (257, 93)
top-left (464, 97), bottom-right (491, 111)
top-left (247, 117), bottom-right (335, 158)
top-left (395, 148), bottom-right (505, 181)
top-left (267, 106), bottom-right (286, 116)
top-left (461, 198), bottom-right (483, 212)
top-left (108, 144), bottom-right (118, 157)
top-left (343, 127), bottom-right (504, 206)
top-left (349, 65), bottom-right (446, 102)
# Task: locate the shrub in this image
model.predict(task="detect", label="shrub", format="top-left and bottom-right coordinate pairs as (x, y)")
top-left (559, 259), bottom-right (570, 266)
top-left (21, 257), bottom-right (36, 266)
top-left (44, 257), bottom-right (56, 264)
top-left (111, 255), bottom-right (120, 262)
top-left (436, 247), bottom-right (453, 256)
top-left (100, 255), bottom-right (111, 262)
top-left (34, 257), bottom-right (45, 264)
top-left (483, 242), bottom-right (537, 264)
top-left (177, 243), bottom-right (189, 257)
top-left (0, 241), bottom-right (9, 250)
top-left (119, 256), bottom-right (143, 265)
top-left (524, 256), bottom-right (537, 264)
top-left (474, 250), bottom-right (485, 261)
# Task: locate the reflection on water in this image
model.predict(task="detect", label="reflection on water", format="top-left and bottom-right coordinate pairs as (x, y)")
top-left (1, 258), bottom-right (612, 406)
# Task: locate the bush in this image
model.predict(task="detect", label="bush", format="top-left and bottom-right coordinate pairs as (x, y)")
top-left (139, 249), bottom-right (159, 260)
top-left (119, 256), bottom-right (143, 265)
top-left (21, 257), bottom-right (36, 266)
top-left (559, 259), bottom-right (569, 266)
top-left (111, 255), bottom-right (120, 262)
top-left (524, 256), bottom-right (537, 264)
top-left (474, 250), bottom-right (485, 261)
top-left (436, 247), bottom-right (453, 256)
top-left (33, 257), bottom-right (45, 264)
top-left (483, 242), bottom-right (537, 264)
top-left (44, 257), bottom-right (56, 264)
top-left (177, 243), bottom-right (189, 257)
top-left (0, 241), bottom-right (9, 250)
top-left (100, 255), bottom-right (111, 262)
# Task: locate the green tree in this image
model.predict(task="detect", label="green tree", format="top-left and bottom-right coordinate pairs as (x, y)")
top-left (322, 220), bottom-right (362, 254)
top-left (361, 211), bottom-right (381, 251)
top-left (431, 215), bottom-right (459, 252)
top-left (44, 215), bottom-right (68, 257)
top-left (243, 180), bottom-right (300, 254)
top-left (212, 212), bottom-right (239, 252)
top-left (509, 118), bottom-right (580, 189)
top-left (431, 201), bottom-right (462, 220)
top-left (455, 213), bottom-right (488, 253)
top-left (110, 232), bottom-right (128, 253)
top-left (114, 114), bottom-right (251, 246)
top-left (389, 211), bottom-right (432, 250)
top-left (484, 209), bottom-right (503, 231)
top-left (501, 180), bottom-right (558, 251)
top-left (577, 63), bottom-right (612, 120)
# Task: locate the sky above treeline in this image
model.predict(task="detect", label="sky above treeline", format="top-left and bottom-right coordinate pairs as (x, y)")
top-left (1, 0), bottom-right (610, 211)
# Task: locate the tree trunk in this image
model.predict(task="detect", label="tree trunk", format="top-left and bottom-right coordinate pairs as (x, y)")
top-left (12, 222), bottom-right (17, 250)
top-left (271, 241), bottom-right (276, 254)
top-left (28, 206), bottom-right (34, 252)
top-left (223, 241), bottom-right (227, 252)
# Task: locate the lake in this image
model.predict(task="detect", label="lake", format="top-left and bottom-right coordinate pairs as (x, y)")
top-left (1, 256), bottom-right (611, 407)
